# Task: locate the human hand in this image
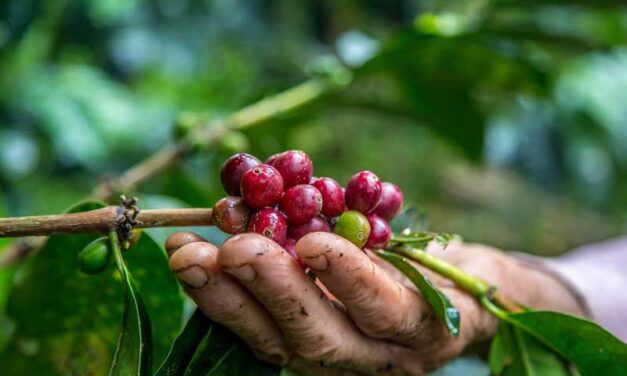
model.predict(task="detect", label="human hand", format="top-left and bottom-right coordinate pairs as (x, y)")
top-left (166, 232), bottom-right (584, 375)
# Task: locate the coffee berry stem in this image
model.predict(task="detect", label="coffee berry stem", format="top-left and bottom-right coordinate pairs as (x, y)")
top-left (0, 207), bottom-right (215, 237)
top-left (390, 244), bottom-right (524, 313)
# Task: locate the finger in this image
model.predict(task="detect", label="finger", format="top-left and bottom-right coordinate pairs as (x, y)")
top-left (296, 232), bottom-right (431, 347)
top-left (165, 231), bottom-right (206, 257)
top-left (169, 241), bottom-right (290, 365)
top-left (218, 234), bottom-right (423, 375)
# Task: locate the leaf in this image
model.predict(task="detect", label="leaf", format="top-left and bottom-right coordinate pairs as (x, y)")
top-left (489, 321), bottom-right (570, 376)
top-left (1, 201), bottom-right (125, 375)
top-left (108, 231), bottom-right (153, 376)
top-left (155, 309), bottom-right (211, 376)
top-left (184, 320), bottom-right (279, 376)
top-left (377, 251), bottom-right (460, 336)
top-left (123, 228), bottom-right (185, 366)
top-left (389, 206), bottom-right (430, 233)
top-left (499, 311), bottom-right (627, 375)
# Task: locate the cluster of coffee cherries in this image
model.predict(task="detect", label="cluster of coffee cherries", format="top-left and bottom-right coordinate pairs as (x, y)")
top-left (212, 150), bottom-right (403, 265)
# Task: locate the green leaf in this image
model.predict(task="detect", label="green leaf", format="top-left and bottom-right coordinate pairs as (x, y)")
top-left (184, 320), bottom-right (279, 376)
top-left (498, 311), bottom-right (627, 375)
top-left (376, 251), bottom-right (460, 336)
top-left (108, 232), bottom-right (153, 376)
top-left (1, 201), bottom-right (124, 375)
top-left (155, 309), bottom-right (211, 376)
top-left (489, 321), bottom-right (570, 376)
top-left (389, 206), bottom-right (430, 233)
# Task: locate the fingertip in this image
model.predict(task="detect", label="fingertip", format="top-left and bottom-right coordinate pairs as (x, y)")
top-left (218, 233), bottom-right (283, 269)
top-left (165, 231), bottom-right (207, 257)
top-left (169, 242), bottom-right (219, 289)
top-left (296, 232), bottom-right (363, 271)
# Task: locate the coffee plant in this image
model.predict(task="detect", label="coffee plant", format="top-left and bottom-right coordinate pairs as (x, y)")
top-left (1, 1), bottom-right (627, 374)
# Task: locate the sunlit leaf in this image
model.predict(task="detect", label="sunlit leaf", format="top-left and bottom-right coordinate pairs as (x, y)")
top-left (377, 251), bottom-right (460, 336)
top-left (497, 311), bottom-right (627, 375)
top-left (489, 321), bottom-right (570, 376)
top-left (389, 207), bottom-right (430, 233)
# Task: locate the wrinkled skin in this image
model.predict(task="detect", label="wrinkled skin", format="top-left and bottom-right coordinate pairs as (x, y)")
top-left (167, 232), bottom-right (584, 375)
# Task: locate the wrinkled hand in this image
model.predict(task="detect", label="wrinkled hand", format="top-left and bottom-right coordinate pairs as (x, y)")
top-left (166, 232), bottom-right (584, 375)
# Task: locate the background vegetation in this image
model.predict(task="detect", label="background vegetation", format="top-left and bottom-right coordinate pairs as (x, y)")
top-left (1, 0), bottom-right (626, 374)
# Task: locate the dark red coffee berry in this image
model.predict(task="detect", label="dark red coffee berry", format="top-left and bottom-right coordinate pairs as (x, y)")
top-left (287, 216), bottom-right (331, 240)
top-left (279, 184), bottom-right (322, 225)
top-left (345, 170), bottom-right (382, 213)
top-left (220, 153), bottom-right (261, 196)
top-left (212, 196), bottom-right (250, 234)
top-left (265, 153), bottom-right (281, 166)
top-left (266, 150), bottom-right (313, 188)
top-left (248, 208), bottom-right (287, 245)
top-left (365, 214), bottom-right (391, 249)
top-left (312, 177), bottom-right (345, 217)
top-left (373, 182), bottom-right (404, 220)
top-left (240, 164), bottom-right (284, 208)
top-left (283, 238), bottom-right (306, 270)
top-left (366, 214), bottom-right (392, 249)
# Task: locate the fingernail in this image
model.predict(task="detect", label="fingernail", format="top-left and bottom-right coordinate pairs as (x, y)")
top-left (302, 254), bottom-right (329, 271)
top-left (175, 265), bottom-right (209, 289)
top-left (225, 264), bottom-right (256, 282)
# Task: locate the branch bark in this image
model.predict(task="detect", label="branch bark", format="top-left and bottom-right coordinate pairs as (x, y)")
top-left (0, 207), bottom-right (215, 237)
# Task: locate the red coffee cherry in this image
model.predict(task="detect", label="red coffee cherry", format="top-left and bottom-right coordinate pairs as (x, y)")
top-left (266, 150), bottom-right (313, 188)
top-left (373, 182), bottom-right (404, 220)
top-left (212, 196), bottom-right (250, 234)
top-left (240, 164), bottom-right (284, 208)
top-left (287, 216), bottom-right (331, 240)
top-left (279, 184), bottom-right (322, 225)
top-left (283, 238), bottom-right (306, 270)
top-left (248, 208), bottom-right (287, 245)
top-left (312, 177), bottom-right (345, 217)
top-left (220, 153), bottom-right (261, 196)
top-left (365, 214), bottom-right (391, 249)
top-left (345, 170), bottom-right (382, 214)
top-left (265, 153), bottom-right (281, 166)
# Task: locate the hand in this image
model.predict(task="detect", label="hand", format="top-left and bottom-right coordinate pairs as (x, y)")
top-left (166, 232), bottom-right (585, 375)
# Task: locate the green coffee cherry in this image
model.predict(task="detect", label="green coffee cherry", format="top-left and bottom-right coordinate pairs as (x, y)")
top-left (333, 210), bottom-right (371, 248)
top-left (78, 237), bottom-right (112, 275)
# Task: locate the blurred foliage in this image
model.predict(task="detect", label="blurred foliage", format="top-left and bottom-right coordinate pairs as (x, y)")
top-left (0, 0), bottom-right (627, 373)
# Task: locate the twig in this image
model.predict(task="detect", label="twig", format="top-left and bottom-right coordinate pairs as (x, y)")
top-left (0, 207), bottom-right (215, 237)
top-left (1, 77), bottom-right (332, 266)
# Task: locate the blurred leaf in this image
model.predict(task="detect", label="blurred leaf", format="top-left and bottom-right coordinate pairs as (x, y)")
top-left (377, 251), bottom-right (460, 336)
top-left (492, 309), bottom-right (627, 375)
top-left (155, 309), bottom-right (210, 376)
top-left (108, 232), bottom-right (152, 376)
top-left (162, 168), bottom-right (213, 208)
top-left (389, 207), bottom-right (430, 233)
top-left (489, 321), bottom-right (570, 376)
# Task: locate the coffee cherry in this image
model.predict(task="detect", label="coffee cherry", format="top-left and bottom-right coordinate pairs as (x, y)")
top-left (312, 177), bottom-right (345, 217)
top-left (365, 214), bottom-right (392, 249)
top-left (287, 216), bottom-right (331, 240)
top-left (240, 164), bottom-right (284, 208)
top-left (266, 150), bottom-right (313, 188)
top-left (220, 153), bottom-right (261, 196)
top-left (265, 153), bottom-right (281, 165)
top-left (283, 238), bottom-right (306, 270)
top-left (213, 196), bottom-right (251, 234)
top-left (78, 237), bottom-right (112, 275)
top-left (165, 232), bottom-right (206, 257)
top-left (333, 210), bottom-right (371, 248)
top-left (345, 171), bottom-right (382, 214)
top-left (373, 182), bottom-right (404, 220)
top-left (279, 184), bottom-right (322, 224)
top-left (248, 208), bottom-right (287, 245)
